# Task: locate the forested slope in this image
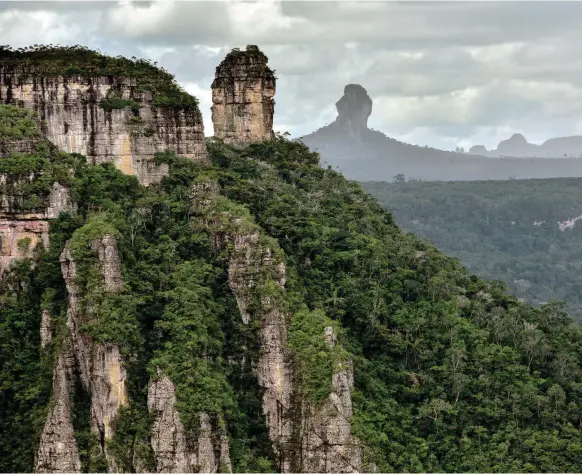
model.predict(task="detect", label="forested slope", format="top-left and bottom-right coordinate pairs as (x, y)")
top-left (363, 179), bottom-right (582, 320)
top-left (3, 122), bottom-right (582, 471)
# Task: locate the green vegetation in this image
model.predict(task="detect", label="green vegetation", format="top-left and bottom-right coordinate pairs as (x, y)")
top-left (0, 45), bottom-right (198, 110)
top-left (0, 105), bottom-right (38, 139)
top-left (363, 179), bottom-right (582, 319)
top-left (4, 129), bottom-right (582, 472)
top-left (0, 106), bottom-right (77, 212)
top-left (100, 93), bottom-right (140, 113)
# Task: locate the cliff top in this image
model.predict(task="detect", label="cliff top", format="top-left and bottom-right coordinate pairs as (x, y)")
top-left (0, 44), bottom-right (198, 109)
top-left (214, 45), bottom-right (275, 79)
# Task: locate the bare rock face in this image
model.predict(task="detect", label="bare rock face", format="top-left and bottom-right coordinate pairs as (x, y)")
top-left (0, 67), bottom-right (206, 185)
top-left (148, 371), bottom-right (232, 473)
top-left (299, 326), bottom-right (363, 473)
top-left (335, 84), bottom-right (372, 138)
top-left (0, 219), bottom-right (48, 277)
top-left (40, 309), bottom-right (53, 348)
top-left (0, 116), bottom-right (74, 278)
top-left (38, 234), bottom-right (130, 472)
top-left (36, 343), bottom-right (82, 473)
top-left (192, 183), bottom-right (294, 471)
top-left (211, 45), bottom-right (276, 145)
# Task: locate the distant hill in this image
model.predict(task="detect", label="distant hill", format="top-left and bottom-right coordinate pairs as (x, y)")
top-left (363, 178), bottom-right (582, 320)
top-left (298, 85), bottom-right (582, 181)
top-left (470, 133), bottom-right (582, 158)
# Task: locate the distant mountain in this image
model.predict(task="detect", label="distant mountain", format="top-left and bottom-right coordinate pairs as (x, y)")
top-left (298, 85), bottom-right (582, 181)
top-left (470, 133), bottom-right (582, 158)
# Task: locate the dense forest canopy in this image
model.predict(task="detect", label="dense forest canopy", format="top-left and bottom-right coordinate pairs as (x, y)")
top-left (363, 179), bottom-right (582, 320)
top-left (3, 106), bottom-right (582, 470)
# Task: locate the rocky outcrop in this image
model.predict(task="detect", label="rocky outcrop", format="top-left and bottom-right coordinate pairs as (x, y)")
top-left (0, 66), bottom-right (206, 185)
top-left (335, 84), bottom-right (372, 139)
top-left (37, 234), bottom-right (129, 472)
top-left (192, 181), bottom-right (365, 472)
top-left (470, 133), bottom-right (582, 158)
top-left (228, 232), bottom-right (294, 470)
top-left (192, 182), bottom-right (295, 471)
top-left (147, 371), bottom-right (232, 473)
top-left (36, 343), bottom-right (81, 473)
top-left (211, 45), bottom-right (276, 145)
top-left (299, 326), bottom-right (363, 473)
top-left (0, 219), bottom-right (49, 276)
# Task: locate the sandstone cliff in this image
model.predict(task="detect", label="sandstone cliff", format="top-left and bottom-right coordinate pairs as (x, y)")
top-left (0, 45), bottom-right (206, 186)
top-left (298, 326), bottom-right (363, 473)
top-left (37, 232), bottom-right (129, 473)
top-left (192, 175), bottom-right (363, 473)
top-left (192, 179), bottom-right (295, 470)
top-left (211, 45), bottom-right (276, 145)
top-left (148, 371), bottom-right (232, 473)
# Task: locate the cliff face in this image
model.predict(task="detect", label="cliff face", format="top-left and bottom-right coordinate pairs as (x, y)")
top-left (192, 178), bottom-right (362, 473)
top-left (148, 371), bottom-right (232, 473)
top-left (211, 45), bottom-right (276, 145)
top-left (0, 47), bottom-right (206, 185)
top-left (38, 234), bottom-right (129, 473)
top-left (192, 181), bottom-right (295, 470)
top-left (299, 327), bottom-right (362, 473)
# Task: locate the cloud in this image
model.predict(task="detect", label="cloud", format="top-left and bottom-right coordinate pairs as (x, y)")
top-left (3, 0), bottom-right (582, 150)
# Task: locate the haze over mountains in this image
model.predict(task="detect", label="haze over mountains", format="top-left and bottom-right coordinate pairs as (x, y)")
top-left (470, 133), bottom-right (582, 158)
top-left (299, 85), bottom-right (582, 182)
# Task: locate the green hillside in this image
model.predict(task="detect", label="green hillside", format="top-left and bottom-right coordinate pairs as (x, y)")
top-left (3, 123), bottom-right (582, 471)
top-left (363, 179), bottom-right (582, 320)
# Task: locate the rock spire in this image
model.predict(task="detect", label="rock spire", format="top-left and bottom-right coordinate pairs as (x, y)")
top-left (211, 45), bottom-right (276, 145)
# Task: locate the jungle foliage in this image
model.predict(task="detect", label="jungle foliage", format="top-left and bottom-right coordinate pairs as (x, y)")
top-left (363, 179), bottom-right (582, 320)
top-left (3, 130), bottom-right (582, 472)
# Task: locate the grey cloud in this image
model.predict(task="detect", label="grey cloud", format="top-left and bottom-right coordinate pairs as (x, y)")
top-left (3, 0), bottom-right (582, 148)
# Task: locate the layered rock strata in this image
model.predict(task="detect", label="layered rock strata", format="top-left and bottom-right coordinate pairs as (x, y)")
top-left (147, 371), bottom-right (232, 473)
top-left (211, 45), bottom-right (276, 145)
top-left (0, 68), bottom-right (206, 185)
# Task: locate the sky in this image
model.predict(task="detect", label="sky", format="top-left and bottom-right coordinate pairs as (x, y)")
top-left (2, 0), bottom-right (582, 151)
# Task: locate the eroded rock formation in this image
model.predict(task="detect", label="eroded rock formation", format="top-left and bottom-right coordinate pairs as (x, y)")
top-left (0, 67), bottom-right (206, 185)
top-left (37, 234), bottom-right (129, 473)
top-left (335, 84), bottom-right (372, 139)
top-left (299, 326), bottom-right (363, 473)
top-left (211, 45), bottom-right (276, 145)
top-left (36, 342), bottom-right (81, 473)
top-left (0, 107), bottom-right (74, 278)
top-left (192, 181), bottom-right (295, 471)
top-left (148, 371), bottom-right (232, 473)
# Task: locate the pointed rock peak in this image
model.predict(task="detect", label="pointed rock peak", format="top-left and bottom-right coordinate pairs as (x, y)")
top-left (335, 84), bottom-right (373, 136)
top-left (211, 45), bottom-right (276, 145)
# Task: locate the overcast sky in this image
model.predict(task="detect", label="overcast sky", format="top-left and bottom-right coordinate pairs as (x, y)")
top-left (2, 0), bottom-right (582, 151)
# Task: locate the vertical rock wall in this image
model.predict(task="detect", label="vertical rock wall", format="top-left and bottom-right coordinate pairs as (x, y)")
top-left (37, 234), bottom-right (129, 473)
top-left (147, 371), bottom-right (232, 473)
top-left (192, 182), bottom-right (295, 471)
top-left (211, 46), bottom-right (276, 145)
top-left (36, 342), bottom-right (82, 473)
top-left (299, 326), bottom-right (363, 472)
top-left (0, 69), bottom-right (206, 185)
